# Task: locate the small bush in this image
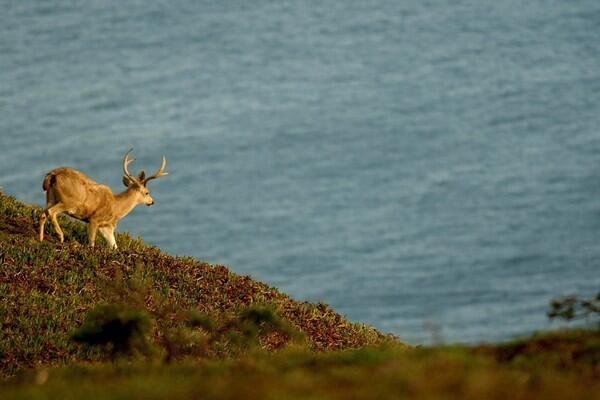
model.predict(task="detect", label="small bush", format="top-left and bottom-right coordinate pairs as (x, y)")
top-left (548, 291), bottom-right (600, 327)
top-left (186, 311), bottom-right (216, 332)
top-left (71, 304), bottom-right (151, 360)
top-left (215, 305), bottom-right (304, 354)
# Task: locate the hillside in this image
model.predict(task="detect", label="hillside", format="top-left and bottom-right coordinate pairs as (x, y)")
top-left (2, 191), bottom-right (600, 400)
top-left (0, 191), bottom-right (390, 377)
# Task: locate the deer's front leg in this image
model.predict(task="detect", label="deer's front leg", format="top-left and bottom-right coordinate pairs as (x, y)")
top-left (99, 226), bottom-right (117, 249)
top-left (87, 220), bottom-right (99, 247)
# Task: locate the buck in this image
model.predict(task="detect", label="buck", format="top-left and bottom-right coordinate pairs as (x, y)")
top-left (39, 149), bottom-right (168, 248)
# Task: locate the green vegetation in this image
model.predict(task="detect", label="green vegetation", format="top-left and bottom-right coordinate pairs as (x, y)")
top-left (1, 191), bottom-right (599, 399)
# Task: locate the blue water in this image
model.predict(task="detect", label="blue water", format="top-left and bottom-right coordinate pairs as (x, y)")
top-left (1, 1), bottom-right (599, 344)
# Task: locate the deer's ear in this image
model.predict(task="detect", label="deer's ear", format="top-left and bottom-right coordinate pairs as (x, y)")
top-left (138, 170), bottom-right (146, 182)
top-left (123, 175), bottom-right (134, 187)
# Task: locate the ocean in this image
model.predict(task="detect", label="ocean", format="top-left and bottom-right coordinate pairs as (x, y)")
top-left (1, 0), bottom-right (599, 344)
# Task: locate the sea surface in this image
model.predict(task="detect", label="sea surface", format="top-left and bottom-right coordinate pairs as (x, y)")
top-left (1, 0), bottom-right (599, 344)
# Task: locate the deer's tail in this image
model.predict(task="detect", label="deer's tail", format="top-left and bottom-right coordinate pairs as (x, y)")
top-left (42, 172), bottom-right (57, 192)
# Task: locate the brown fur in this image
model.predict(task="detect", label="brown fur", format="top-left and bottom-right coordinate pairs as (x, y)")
top-left (39, 153), bottom-right (167, 248)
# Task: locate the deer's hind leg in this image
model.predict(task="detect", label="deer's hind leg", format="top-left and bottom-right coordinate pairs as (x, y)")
top-left (39, 209), bottom-right (48, 242)
top-left (46, 203), bottom-right (67, 243)
top-left (39, 191), bottom-right (54, 242)
top-left (40, 189), bottom-right (57, 242)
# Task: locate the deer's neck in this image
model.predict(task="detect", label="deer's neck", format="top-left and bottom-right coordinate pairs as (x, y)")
top-left (114, 189), bottom-right (139, 220)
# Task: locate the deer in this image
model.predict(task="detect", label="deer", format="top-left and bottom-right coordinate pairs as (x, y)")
top-left (39, 149), bottom-right (168, 249)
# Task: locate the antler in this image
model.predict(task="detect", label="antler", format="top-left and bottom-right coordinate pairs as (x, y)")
top-left (142, 155), bottom-right (168, 185)
top-left (122, 148), bottom-right (139, 183)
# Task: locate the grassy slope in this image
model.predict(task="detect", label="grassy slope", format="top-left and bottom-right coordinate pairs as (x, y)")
top-left (0, 191), bottom-right (389, 377)
top-left (1, 191), bottom-right (599, 399)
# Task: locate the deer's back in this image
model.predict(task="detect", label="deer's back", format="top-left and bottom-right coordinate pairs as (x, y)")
top-left (44, 168), bottom-right (114, 219)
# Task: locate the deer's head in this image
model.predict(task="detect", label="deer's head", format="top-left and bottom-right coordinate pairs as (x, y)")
top-left (122, 149), bottom-right (168, 206)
